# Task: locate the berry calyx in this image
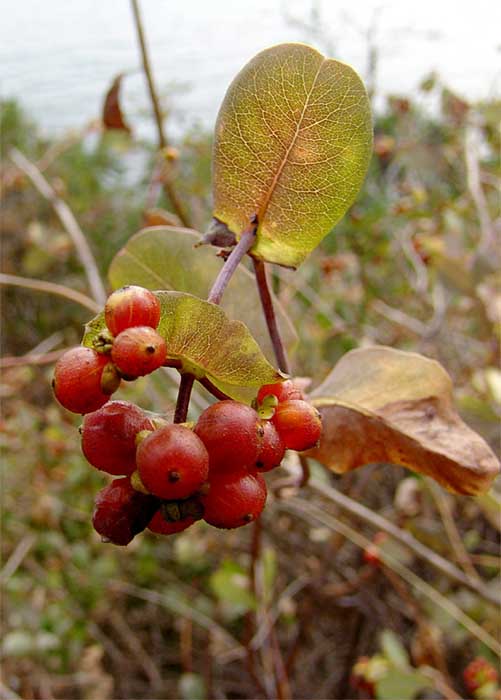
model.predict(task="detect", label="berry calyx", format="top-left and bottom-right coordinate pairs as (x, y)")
top-left (92, 476), bottom-right (158, 546)
top-left (194, 400), bottom-right (260, 473)
top-left (111, 326), bottom-right (167, 378)
top-left (53, 346), bottom-right (117, 414)
top-left (255, 420), bottom-right (286, 471)
top-left (105, 285), bottom-right (161, 336)
top-left (201, 469), bottom-right (267, 529)
top-left (81, 400), bottom-right (154, 476)
top-left (148, 510), bottom-right (195, 536)
top-left (272, 399), bottom-right (322, 451)
top-left (136, 424), bottom-right (209, 500)
top-left (257, 379), bottom-right (304, 406)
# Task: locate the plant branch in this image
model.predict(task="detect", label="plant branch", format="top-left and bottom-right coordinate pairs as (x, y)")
top-left (0, 273), bottom-right (101, 313)
top-left (174, 373), bottom-right (195, 423)
top-left (307, 474), bottom-right (499, 607)
top-left (253, 259), bottom-right (290, 374)
top-left (207, 216), bottom-right (258, 305)
top-left (130, 0), bottom-right (191, 227)
top-left (9, 148), bottom-right (106, 306)
top-left (0, 348), bottom-right (67, 370)
top-left (198, 376), bottom-right (231, 401)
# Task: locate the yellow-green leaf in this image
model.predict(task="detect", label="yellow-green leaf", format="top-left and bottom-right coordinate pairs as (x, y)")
top-left (108, 226), bottom-right (297, 363)
top-left (83, 291), bottom-right (282, 403)
top-left (212, 43), bottom-right (373, 268)
top-left (306, 346), bottom-right (499, 495)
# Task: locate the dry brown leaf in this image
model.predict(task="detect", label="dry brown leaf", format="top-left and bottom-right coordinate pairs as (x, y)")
top-left (307, 346), bottom-right (499, 495)
top-left (102, 74), bottom-right (131, 133)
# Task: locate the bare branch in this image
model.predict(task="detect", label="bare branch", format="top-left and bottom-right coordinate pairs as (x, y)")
top-left (8, 148), bottom-right (106, 305)
top-left (0, 273), bottom-right (100, 313)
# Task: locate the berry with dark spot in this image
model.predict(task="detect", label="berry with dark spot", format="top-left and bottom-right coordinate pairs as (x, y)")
top-left (255, 420), bottom-right (286, 471)
top-left (53, 346), bottom-right (118, 414)
top-left (201, 469), bottom-right (266, 529)
top-left (148, 510), bottom-right (195, 536)
top-left (137, 424), bottom-right (209, 499)
top-left (105, 285), bottom-right (161, 336)
top-left (111, 326), bottom-right (166, 378)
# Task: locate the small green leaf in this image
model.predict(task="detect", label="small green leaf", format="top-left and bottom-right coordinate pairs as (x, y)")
top-left (376, 669), bottom-right (429, 700)
top-left (83, 291), bottom-right (282, 403)
top-left (380, 630), bottom-right (410, 670)
top-left (108, 226), bottom-right (297, 363)
top-left (209, 560), bottom-right (255, 612)
top-left (212, 43), bottom-right (373, 268)
top-left (307, 346), bottom-right (500, 495)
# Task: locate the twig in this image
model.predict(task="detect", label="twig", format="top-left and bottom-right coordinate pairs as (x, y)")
top-left (109, 609), bottom-right (163, 689)
top-left (130, 0), bottom-right (191, 227)
top-left (280, 497), bottom-right (501, 657)
top-left (427, 479), bottom-right (483, 586)
top-left (174, 373), bottom-right (195, 423)
top-left (253, 259), bottom-right (290, 374)
top-left (0, 348), bottom-right (67, 369)
top-left (0, 681), bottom-right (22, 700)
top-left (0, 534), bottom-right (36, 583)
top-left (307, 475), bottom-right (499, 607)
top-left (207, 216), bottom-right (258, 305)
top-left (198, 376), bottom-right (231, 401)
top-left (465, 120), bottom-right (495, 257)
top-left (8, 148), bottom-right (106, 306)
top-left (0, 273), bottom-right (101, 313)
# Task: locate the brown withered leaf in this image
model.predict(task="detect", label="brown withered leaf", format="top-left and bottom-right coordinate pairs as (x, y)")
top-left (102, 74), bottom-right (131, 133)
top-left (306, 346), bottom-right (499, 495)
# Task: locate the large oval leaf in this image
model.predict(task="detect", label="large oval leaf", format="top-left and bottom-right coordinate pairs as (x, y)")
top-left (108, 226), bottom-right (297, 364)
top-left (212, 43), bottom-right (373, 268)
top-left (306, 347), bottom-right (499, 495)
top-left (83, 291), bottom-right (282, 403)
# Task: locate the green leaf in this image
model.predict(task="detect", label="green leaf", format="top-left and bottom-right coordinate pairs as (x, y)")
top-left (108, 226), bottom-right (297, 363)
top-left (209, 560), bottom-right (255, 612)
top-left (212, 43), bottom-right (373, 268)
top-left (83, 291), bottom-right (282, 403)
top-left (376, 669), bottom-right (429, 700)
top-left (380, 630), bottom-right (410, 670)
top-left (307, 346), bottom-right (500, 495)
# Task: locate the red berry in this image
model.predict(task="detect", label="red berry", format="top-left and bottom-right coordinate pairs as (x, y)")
top-left (92, 476), bottom-right (158, 546)
top-left (53, 346), bottom-right (117, 414)
top-left (272, 399), bottom-right (322, 451)
top-left (463, 657), bottom-right (498, 694)
top-left (148, 510), bottom-right (195, 536)
top-left (255, 420), bottom-right (285, 472)
top-left (257, 379), bottom-right (304, 405)
top-left (194, 400), bottom-right (260, 473)
top-left (201, 470), bottom-right (267, 529)
top-left (105, 285), bottom-right (161, 336)
top-left (111, 326), bottom-right (166, 378)
top-left (137, 424), bottom-right (209, 500)
top-left (81, 400), bottom-right (154, 476)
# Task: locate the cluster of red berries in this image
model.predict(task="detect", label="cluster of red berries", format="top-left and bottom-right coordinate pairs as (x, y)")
top-left (53, 285), bottom-right (165, 414)
top-left (52, 285), bottom-right (322, 545)
top-left (463, 657), bottom-right (498, 696)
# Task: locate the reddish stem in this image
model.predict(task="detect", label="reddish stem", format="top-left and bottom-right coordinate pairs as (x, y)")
top-left (252, 258), bottom-right (290, 374)
top-left (207, 217), bottom-right (258, 305)
top-left (173, 373), bottom-right (195, 423)
top-left (198, 376), bottom-right (231, 401)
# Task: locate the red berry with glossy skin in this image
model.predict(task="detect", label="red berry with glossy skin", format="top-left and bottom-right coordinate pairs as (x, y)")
top-left (92, 476), bottom-right (158, 546)
top-left (148, 511), bottom-right (195, 536)
top-left (111, 326), bottom-right (166, 378)
top-left (194, 400), bottom-right (260, 473)
top-left (137, 424), bottom-right (209, 500)
top-left (201, 470), bottom-right (266, 529)
top-left (272, 399), bottom-right (322, 451)
top-left (105, 285), bottom-right (161, 336)
top-left (255, 420), bottom-right (286, 472)
top-left (257, 379), bottom-right (304, 405)
top-left (463, 658), bottom-right (498, 693)
top-left (81, 400), bottom-right (154, 476)
top-left (53, 346), bottom-right (117, 414)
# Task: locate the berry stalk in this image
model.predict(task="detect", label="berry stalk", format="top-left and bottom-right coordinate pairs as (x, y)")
top-left (252, 258), bottom-right (290, 375)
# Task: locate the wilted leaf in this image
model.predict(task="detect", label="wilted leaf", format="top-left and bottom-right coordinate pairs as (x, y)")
top-left (307, 347), bottom-right (499, 495)
top-left (108, 226), bottom-right (297, 363)
top-left (83, 291), bottom-right (282, 403)
top-left (102, 74), bottom-right (131, 133)
top-left (212, 43), bottom-right (372, 268)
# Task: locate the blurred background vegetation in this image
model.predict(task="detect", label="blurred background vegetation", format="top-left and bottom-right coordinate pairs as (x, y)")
top-left (1, 7), bottom-right (500, 699)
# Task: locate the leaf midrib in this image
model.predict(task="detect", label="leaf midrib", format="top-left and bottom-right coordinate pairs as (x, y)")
top-left (257, 58), bottom-right (325, 224)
